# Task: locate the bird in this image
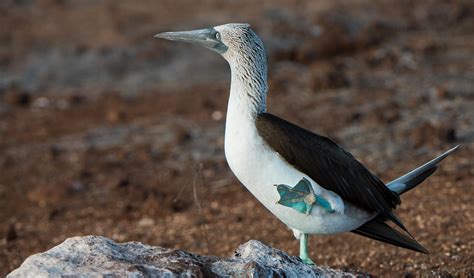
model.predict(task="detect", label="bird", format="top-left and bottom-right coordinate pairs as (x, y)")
top-left (155, 23), bottom-right (458, 265)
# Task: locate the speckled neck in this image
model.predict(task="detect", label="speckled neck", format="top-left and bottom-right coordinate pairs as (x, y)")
top-left (223, 30), bottom-right (268, 118)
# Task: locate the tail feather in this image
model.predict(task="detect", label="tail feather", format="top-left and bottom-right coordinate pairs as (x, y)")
top-left (352, 146), bottom-right (458, 253)
top-left (385, 211), bottom-right (414, 238)
top-left (387, 146), bottom-right (459, 195)
top-left (352, 216), bottom-right (429, 254)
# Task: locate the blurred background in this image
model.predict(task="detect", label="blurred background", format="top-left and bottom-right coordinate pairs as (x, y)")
top-left (1, 0), bottom-right (473, 276)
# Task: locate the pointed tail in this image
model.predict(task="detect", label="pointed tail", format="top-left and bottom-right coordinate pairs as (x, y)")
top-left (352, 146), bottom-right (459, 253)
top-left (352, 215), bottom-right (429, 253)
top-left (387, 146), bottom-right (459, 195)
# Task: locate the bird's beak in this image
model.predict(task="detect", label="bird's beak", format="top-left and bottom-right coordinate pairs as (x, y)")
top-left (154, 27), bottom-right (228, 54)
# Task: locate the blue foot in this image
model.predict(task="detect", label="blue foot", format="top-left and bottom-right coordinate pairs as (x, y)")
top-left (276, 178), bottom-right (334, 215)
top-left (301, 256), bottom-right (315, 265)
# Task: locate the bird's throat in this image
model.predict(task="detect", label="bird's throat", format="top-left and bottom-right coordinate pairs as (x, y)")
top-left (228, 59), bottom-right (268, 117)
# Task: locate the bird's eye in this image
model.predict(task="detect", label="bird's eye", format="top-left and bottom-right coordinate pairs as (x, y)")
top-left (215, 32), bottom-right (221, 40)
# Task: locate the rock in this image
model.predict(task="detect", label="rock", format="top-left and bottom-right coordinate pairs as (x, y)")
top-left (8, 236), bottom-right (358, 277)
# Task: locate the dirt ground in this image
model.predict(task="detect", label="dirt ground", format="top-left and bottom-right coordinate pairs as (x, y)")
top-left (1, 0), bottom-right (473, 276)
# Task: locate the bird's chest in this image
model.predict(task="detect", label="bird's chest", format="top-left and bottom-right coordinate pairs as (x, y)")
top-left (224, 117), bottom-right (320, 204)
top-left (224, 121), bottom-right (268, 185)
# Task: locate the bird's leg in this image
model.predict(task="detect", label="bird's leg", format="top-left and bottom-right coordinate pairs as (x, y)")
top-left (299, 233), bottom-right (315, 265)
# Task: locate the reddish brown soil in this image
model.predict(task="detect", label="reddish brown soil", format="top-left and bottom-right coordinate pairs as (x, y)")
top-left (1, 0), bottom-right (473, 276)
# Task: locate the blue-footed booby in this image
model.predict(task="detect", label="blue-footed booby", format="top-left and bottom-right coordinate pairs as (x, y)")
top-left (155, 23), bottom-right (458, 264)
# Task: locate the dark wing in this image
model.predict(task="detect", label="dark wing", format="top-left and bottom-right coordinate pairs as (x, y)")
top-left (255, 113), bottom-right (400, 215)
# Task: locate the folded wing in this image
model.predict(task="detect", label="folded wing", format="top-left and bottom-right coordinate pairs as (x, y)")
top-left (255, 113), bottom-right (400, 215)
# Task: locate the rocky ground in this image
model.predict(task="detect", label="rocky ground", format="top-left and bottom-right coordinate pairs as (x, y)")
top-left (1, 0), bottom-right (473, 276)
top-left (8, 236), bottom-right (358, 277)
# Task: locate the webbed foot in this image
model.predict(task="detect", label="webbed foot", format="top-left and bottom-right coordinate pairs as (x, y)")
top-left (276, 178), bottom-right (335, 215)
top-left (300, 256), bottom-right (316, 265)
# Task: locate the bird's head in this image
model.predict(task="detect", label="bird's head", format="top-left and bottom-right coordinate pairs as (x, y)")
top-left (155, 23), bottom-right (264, 63)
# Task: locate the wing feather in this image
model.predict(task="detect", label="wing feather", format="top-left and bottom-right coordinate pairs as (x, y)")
top-left (255, 113), bottom-right (400, 214)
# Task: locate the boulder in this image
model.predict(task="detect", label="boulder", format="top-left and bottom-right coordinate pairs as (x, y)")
top-left (8, 236), bottom-right (358, 277)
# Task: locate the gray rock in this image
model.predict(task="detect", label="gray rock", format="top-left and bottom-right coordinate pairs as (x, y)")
top-left (8, 236), bottom-right (359, 277)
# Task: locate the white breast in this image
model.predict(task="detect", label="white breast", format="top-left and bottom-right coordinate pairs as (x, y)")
top-left (224, 94), bottom-right (374, 235)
